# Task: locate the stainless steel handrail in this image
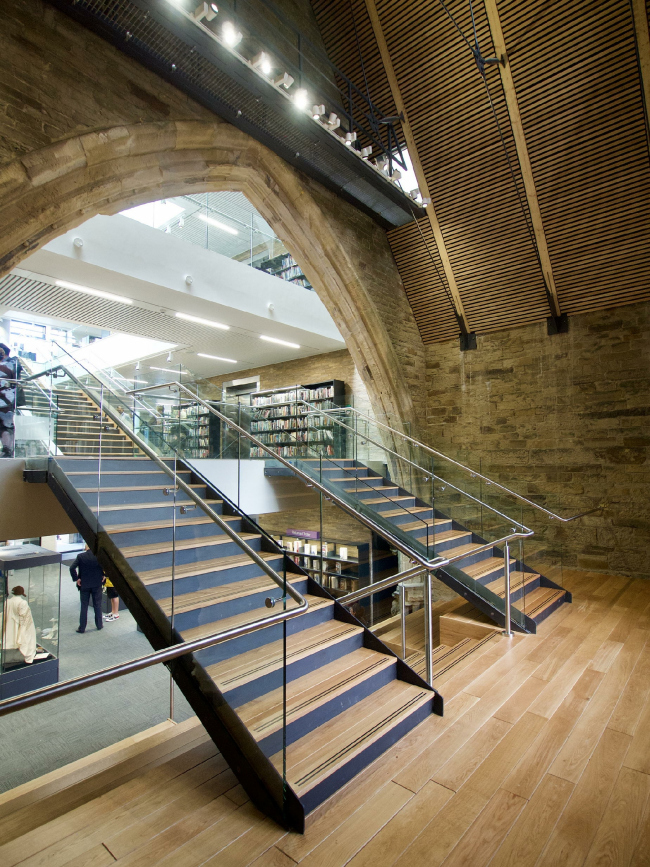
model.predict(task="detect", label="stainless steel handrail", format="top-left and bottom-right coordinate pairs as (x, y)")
top-left (318, 404), bottom-right (603, 523)
top-left (125, 381), bottom-right (533, 582)
top-left (31, 364), bottom-right (308, 613)
top-left (0, 593), bottom-right (306, 716)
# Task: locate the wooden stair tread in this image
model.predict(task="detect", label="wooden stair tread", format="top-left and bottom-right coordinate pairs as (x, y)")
top-left (329, 476), bottom-right (379, 482)
top-left (181, 593), bottom-right (331, 643)
top-left (120, 533), bottom-right (259, 557)
top-left (138, 550), bottom-right (283, 585)
top-left (358, 494), bottom-right (412, 504)
top-left (380, 507), bottom-right (437, 518)
top-left (237, 649), bottom-right (395, 739)
top-left (414, 529), bottom-right (472, 544)
top-left (66, 470), bottom-right (189, 476)
top-left (516, 586), bottom-right (566, 618)
top-left (207, 618), bottom-right (363, 692)
top-left (157, 573), bottom-right (305, 616)
top-left (463, 556), bottom-right (511, 580)
top-left (272, 680), bottom-right (431, 796)
top-left (104, 515), bottom-right (234, 533)
top-left (435, 542), bottom-right (486, 561)
top-left (485, 570), bottom-right (540, 599)
top-left (94, 498), bottom-right (221, 513)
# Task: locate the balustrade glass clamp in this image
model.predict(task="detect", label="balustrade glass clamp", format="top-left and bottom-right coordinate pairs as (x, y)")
top-left (179, 504), bottom-right (196, 514)
top-left (162, 487), bottom-right (179, 496)
top-left (265, 596), bottom-right (283, 608)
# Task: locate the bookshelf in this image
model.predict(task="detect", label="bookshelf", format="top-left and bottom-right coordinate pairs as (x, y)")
top-left (274, 531), bottom-right (399, 621)
top-left (248, 379), bottom-right (346, 459)
top-left (257, 253), bottom-right (312, 290)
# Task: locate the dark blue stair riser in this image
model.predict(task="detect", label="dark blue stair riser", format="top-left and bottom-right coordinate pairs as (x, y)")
top-left (446, 546), bottom-right (495, 570)
top-left (57, 459), bottom-right (179, 473)
top-left (532, 591), bottom-right (568, 625)
top-left (299, 696), bottom-right (434, 815)
top-left (256, 662), bottom-right (397, 757)
top-left (224, 630), bottom-right (365, 708)
top-left (193, 602), bottom-right (335, 667)
top-left (509, 574), bottom-right (541, 604)
top-left (97, 505), bottom-right (212, 525)
top-left (385, 510), bottom-right (437, 527)
top-left (431, 532), bottom-right (474, 554)
top-left (170, 579), bottom-right (309, 632)
top-left (321, 469), bottom-right (381, 481)
top-left (63, 472), bottom-right (193, 488)
top-left (110, 520), bottom-right (241, 548)
top-left (145, 557), bottom-right (285, 600)
top-left (80, 488), bottom-right (207, 506)
top-left (125, 536), bottom-right (262, 572)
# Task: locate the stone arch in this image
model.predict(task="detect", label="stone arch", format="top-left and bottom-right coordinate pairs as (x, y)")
top-left (0, 119), bottom-right (422, 430)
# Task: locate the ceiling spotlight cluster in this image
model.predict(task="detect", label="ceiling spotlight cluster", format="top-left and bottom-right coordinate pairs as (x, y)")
top-left (167, 0), bottom-right (412, 187)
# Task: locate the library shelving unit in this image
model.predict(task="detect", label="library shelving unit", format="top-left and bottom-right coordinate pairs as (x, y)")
top-left (248, 379), bottom-right (346, 459)
top-left (256, 252), bottom-right (312, 290)
top-left (144, 401), bottom-right (221, 458)
top-left (273, 532), bottom-right (399, 621)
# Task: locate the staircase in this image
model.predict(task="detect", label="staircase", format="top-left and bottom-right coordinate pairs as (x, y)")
top-left (299, 458), bottom-right (571, 633)
top-left (42, 453), bottom-right (440, 831)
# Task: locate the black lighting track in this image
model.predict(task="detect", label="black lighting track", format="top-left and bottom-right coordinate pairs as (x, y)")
top-left (44, 0), bottom-right (424, 230)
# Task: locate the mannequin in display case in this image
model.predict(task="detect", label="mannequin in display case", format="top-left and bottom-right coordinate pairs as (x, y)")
top-left (4, 585), bottom-right (37, 664)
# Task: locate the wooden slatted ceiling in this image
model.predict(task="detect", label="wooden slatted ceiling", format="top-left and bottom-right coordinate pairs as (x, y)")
top-left (388, 217), bottom-right (459, 342)
top-left (310, 0), bottom-right (650, 342)
top-left (378, 0), bottom-right (550, 337)
top-left (499, 0), bottom-right (650, 317)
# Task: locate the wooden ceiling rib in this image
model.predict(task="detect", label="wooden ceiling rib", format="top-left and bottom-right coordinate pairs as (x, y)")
top-left (310, 0), bottom-right (650, 343)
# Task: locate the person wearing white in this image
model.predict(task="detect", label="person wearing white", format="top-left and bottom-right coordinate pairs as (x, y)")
top-left (4, 586), bottom-right (37, 664)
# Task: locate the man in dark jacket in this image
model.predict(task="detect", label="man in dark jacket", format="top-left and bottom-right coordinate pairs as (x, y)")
top-left (70, 547), bottom-right (105, 633)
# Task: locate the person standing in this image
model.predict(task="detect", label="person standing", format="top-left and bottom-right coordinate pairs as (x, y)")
top-left (103, 577), bottom-right (120, 622)
top-left (70, 546), bottom-right (105, 633)
top-left (0, 342), bottom-right (22, 458)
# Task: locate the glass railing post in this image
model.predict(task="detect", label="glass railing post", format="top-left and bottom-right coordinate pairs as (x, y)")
top-left (425, 571), bottom-right (433, 684)
top-left (503, 540), bottom-right (512, 637)
top-left (400, 582), bottom-right (406, 659)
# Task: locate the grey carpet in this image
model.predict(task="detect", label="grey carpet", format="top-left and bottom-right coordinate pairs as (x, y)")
top-left (0, 571), bottom-right (195, 793)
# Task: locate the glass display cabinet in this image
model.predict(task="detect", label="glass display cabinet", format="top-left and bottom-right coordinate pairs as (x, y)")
top-left (0, 544), bottom-right (61, 699)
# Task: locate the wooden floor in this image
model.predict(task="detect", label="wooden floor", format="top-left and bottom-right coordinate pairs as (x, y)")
top-left (2, 568), bottom-right (650, 867)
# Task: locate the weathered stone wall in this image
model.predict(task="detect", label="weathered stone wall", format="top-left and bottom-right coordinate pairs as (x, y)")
top-left (424, 302), bottom-right (650, 579)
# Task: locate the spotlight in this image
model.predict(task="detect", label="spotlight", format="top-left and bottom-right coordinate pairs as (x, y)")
top-left (166, 352), bottom-right (173, 362)
top-left (422, 197), bottom-right (432, 205)
top-left (375, 156), bottom-right (387, 171)
top-left (311, 104), bottom-right (325, 119)
top-left (73, 237), bottom-right (84, 249)
top-left (192, 1), bottom-right (217, 22)
top-left (252, 51), bottom-right (273, 75)
top-left (274, 72), bottom-right (294, 89)
top-left (390, 168), bottom-right (402, 181)
top-left (345, 131), bottom-right (357, 144)
top-left (360, 146), bottom-right (373, 158)
top-left (222, 21), bottom-right (242, 46)
top-left (327, 112), bottom-right (340, 129)
top-left (293, 89), bottom-right (309, 110)
top-left (409, 188), bottom-right (421, 200)
top-left (135, 361), bottom-right (140, 371)
top-left (185, 275), bottom-right (194, 286)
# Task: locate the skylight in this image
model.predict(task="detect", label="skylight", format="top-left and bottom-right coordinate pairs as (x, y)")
top-left (120, 201), bottom-right (186, 228)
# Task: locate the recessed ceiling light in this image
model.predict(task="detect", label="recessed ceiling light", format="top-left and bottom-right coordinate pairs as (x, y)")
top-left (150, 366), bottom-right (184, 374)
top-left (260, 335), bottom-right (300, 349)
top-left (197, 352), bottom-right (237, 363)
top-left (175, 312), bottom-right (230, 330)
top-left (55, 279), bottom-right (133, 305)
top-left (196, 212), bottom-right (239, 235)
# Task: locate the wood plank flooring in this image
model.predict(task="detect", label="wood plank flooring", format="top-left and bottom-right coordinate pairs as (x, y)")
top-left (2, 568), bottom-right (650, 866)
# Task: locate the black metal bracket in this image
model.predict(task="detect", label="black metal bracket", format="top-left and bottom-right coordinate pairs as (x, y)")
top-left (547, 313), bottom-right (569, 335)
top-left (459, 331), bottom-right (478, 351)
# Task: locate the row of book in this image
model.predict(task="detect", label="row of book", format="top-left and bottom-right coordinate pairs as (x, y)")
top-left (251, 416), bottom-right (335, 432)
top-left (255, 430), bottom-right (335, 445)
top-left (252, 385), bottom-right (335, 405)
top-left (250, 444), bottom-right (335, 458)
top-left (252, 404), bottom-right (336, 419)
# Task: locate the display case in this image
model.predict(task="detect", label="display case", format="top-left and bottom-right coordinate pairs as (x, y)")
top-left (0, 544), bottom-right (61, 699)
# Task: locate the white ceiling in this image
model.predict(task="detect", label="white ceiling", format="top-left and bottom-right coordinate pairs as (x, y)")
top-left (2, 209), bottom-right (345, 380)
